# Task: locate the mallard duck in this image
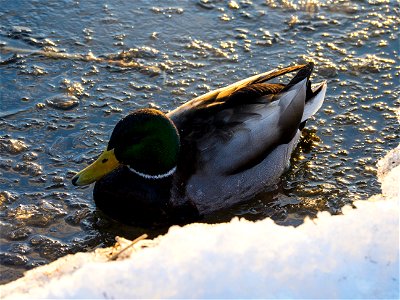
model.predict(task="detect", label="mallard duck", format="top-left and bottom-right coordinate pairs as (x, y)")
top-left (72, 62), bottom-right (327, 225)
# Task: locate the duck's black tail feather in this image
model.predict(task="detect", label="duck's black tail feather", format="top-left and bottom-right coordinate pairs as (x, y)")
top-left (288, 62), bottom-right (314, 86)
top-left (280, 62), bottom-right (314, 100)
top-left (281, 62), bottom-right (328, 129)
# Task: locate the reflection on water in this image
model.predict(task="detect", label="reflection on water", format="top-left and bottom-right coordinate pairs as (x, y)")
top-left (0, 0), bottom-right (399, 284)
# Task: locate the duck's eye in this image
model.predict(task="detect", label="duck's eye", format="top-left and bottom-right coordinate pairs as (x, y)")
top-left (102, 158), bottom-right (108, 163)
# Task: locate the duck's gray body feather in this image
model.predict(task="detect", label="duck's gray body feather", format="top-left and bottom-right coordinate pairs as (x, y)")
top-left (185, 130), bottom-right (302, 214)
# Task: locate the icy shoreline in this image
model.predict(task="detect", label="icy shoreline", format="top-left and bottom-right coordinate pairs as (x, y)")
top-left (1, 145), bottom-right (399, 299)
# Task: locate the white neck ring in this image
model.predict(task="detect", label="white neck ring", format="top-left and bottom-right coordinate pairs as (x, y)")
top-left (127, 165), bottom-right (177, 180)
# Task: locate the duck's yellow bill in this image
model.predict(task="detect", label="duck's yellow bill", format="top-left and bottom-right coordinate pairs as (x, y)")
top-left (71, 149), bottom-right (120, 186)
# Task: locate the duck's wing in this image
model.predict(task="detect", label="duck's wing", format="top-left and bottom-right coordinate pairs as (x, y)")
top-left (171, 63), bottom-right (322, 176)
top-left (167, 64), bottom-right (305, 126)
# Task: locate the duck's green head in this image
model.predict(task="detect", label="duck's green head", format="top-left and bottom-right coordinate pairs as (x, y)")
top-left (72, 108), bottom-right (180, 186)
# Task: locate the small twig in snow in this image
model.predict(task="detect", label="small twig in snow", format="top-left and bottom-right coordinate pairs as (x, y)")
top-left (109, 234), bottom-right (148, 261)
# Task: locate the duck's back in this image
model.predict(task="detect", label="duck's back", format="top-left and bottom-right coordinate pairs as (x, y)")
top-left (168, 63), bottom-right (325, 214)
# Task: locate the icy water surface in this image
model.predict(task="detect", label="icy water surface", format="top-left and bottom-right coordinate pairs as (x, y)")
top-left (0, 0), bottom-right (399, 284)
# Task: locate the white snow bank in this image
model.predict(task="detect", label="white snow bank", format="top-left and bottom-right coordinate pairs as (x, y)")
top-left (1, 146), bottom-right (399, 299)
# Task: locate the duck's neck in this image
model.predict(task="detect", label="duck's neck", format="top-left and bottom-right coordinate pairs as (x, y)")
top-left (129, 132), bottom-right (179, 177)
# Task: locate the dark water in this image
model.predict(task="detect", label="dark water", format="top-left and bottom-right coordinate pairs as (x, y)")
top-left (0, 0), bottom-right (399, 284)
